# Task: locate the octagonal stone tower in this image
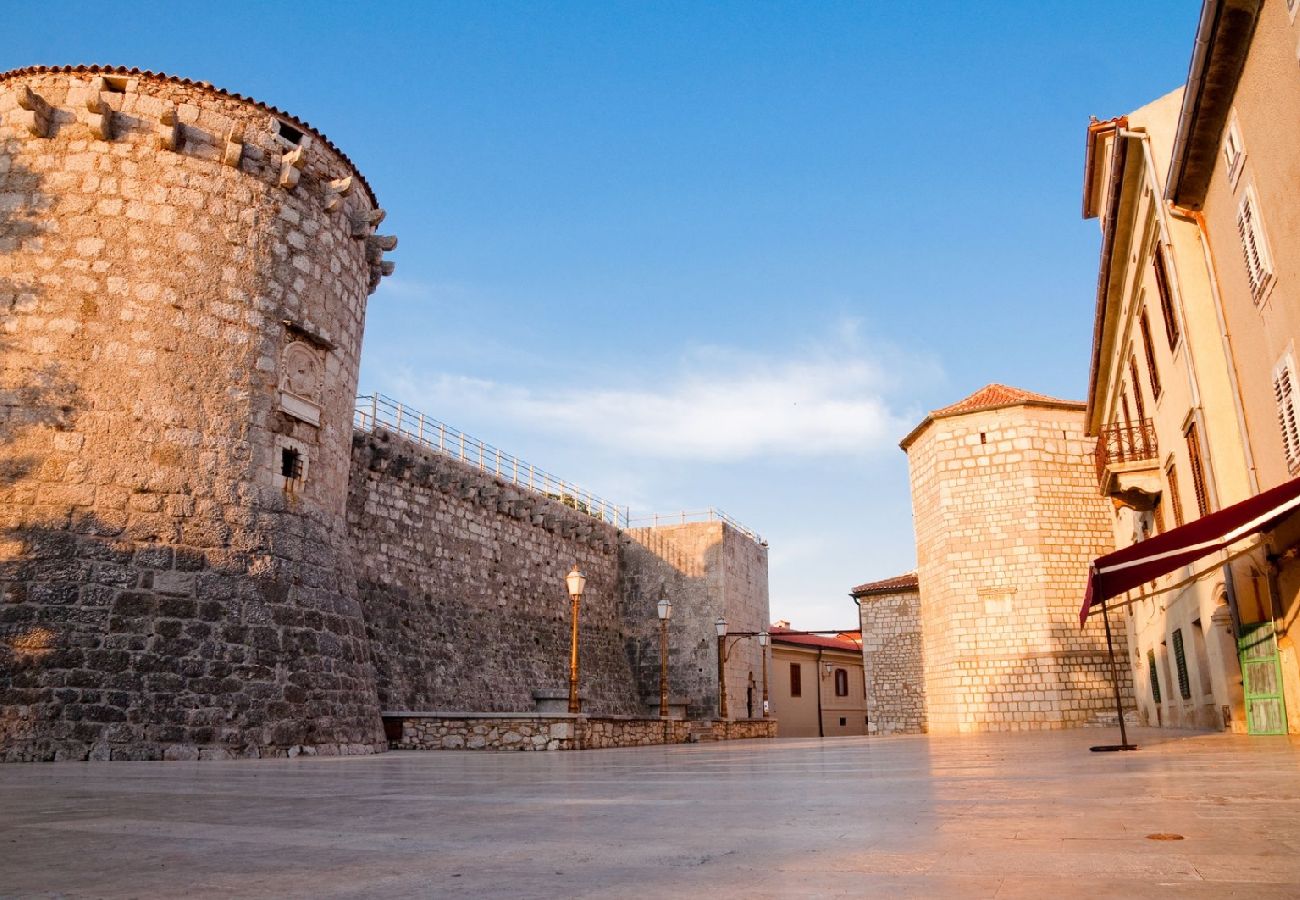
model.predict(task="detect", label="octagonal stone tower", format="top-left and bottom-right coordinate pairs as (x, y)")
top-left (901, 384), bottom-right (1134, 734)
top-left (0, 66), bottom-right (395, 761)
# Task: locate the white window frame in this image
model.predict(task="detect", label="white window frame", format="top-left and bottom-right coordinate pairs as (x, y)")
top-left (1223, 114), bottom-right (1246, 186)
top-left (1236, 184), bottom-right (1274, 303)
top-left (1273, 348), bottom-right (1300, 475)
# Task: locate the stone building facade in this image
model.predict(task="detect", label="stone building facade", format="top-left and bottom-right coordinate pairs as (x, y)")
top-left (852, 573), bottom-right (926, 735)
top-left (619, 522), bottom-right (769, 721)
top-left (899, 385), bottom-right (1135, 734)
top-left (0, 66), bottom-right (771, 762)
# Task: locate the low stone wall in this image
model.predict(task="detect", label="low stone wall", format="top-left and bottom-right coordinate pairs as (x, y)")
top-left (387, 713), bottom-right (775, 751)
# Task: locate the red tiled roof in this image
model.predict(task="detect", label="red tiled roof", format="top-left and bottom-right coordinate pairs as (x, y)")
top-left (850, 572), bottom-right (919, 597)
top-left (0, 65), bottom-right (378, 207)
top-left (900, 383), bottom-right (1084, 450)
top-left (768, 626), bottom-right (861, 653)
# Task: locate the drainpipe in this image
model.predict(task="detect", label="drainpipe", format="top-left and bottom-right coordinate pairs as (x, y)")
top-left (816, 647), bottom-right (825, 738)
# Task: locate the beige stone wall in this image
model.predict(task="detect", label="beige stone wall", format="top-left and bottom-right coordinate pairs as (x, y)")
top-left (391, 713), bottom-right (775, 751)
top-left (348, 428), bottom-right (642, 716)
top-left (907, 403), bottom-right (1135, 734)
top-left (0, 69), bottom-right (392, 761)
top-left (620, 522), bottom-right (769, 720)
top-left (859, 589), bottom-right (926, 734)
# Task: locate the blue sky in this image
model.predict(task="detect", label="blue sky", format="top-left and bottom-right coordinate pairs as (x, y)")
top-left (13, 1), bottom-right (1200, 627)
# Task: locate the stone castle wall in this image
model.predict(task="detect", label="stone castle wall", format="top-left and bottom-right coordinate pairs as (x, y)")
top-left (858, 588), bottom-right (927, 734)
top-left (0, 68), bottom-right (394, 761)
top-left (620, 523), bottom-right (769, 720)
top-left (907, 404), bottom-right (1134, 734)
top-left (348, 428), bottom-right (643, 716)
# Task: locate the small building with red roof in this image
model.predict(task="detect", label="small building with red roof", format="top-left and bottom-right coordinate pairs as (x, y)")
top-left (768, 623), bottom-right (867, 737)
top-left (851, 572), bottom-right (926, 735)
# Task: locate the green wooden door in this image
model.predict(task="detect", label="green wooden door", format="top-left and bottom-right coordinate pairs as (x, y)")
top-left (1239, 622), bottom-right (1287, 735)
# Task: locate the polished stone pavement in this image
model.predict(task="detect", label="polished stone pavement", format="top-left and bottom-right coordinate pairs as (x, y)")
top-left (3, 727), bottom-right (1300, 898)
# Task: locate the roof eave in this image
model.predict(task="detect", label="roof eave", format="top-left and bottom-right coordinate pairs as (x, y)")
top-left (1165, 0), bottom-right (1262, 210)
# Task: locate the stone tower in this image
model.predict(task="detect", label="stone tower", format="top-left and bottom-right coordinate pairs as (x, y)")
top-left (900, 384), bottom-right (1134, 734)
top-left (0, 66), bottom-right (396, 761)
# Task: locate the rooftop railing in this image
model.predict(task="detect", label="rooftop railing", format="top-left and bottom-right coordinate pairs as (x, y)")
top-left (626, 509), bottom-right (767, 547)
top-left (1094, 419), bottom-right (1158, 486)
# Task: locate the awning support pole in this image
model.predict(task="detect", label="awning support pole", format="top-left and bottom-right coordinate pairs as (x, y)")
top-left (1103, 599), bottom-right (1130, 747)
top-left (1091, 598), bottom-right (1138, 752)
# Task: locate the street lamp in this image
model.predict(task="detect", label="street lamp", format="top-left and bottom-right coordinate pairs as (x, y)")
top-left (657, 595), bottom-right (673, 718)
top-left (566, 564), bottom-right (587, 714)
top-left (715, 617), bottom-right (728, 720)
top-left (758, 631), bottom-right (770, 718)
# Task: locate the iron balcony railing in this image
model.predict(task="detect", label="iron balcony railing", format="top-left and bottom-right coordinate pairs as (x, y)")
top-left (355, 393), bottom-right (629, 526)
top-left (1094, 419), bottom-right (1158, 485)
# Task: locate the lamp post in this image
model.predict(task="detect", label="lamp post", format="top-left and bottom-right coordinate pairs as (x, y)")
top-left (657, 595), bottom-right (672, 719)
top-left (758, 631), bottom-right (770, 718)
top-left (715, 616), bottom-right (728, 720)
top-left (565, 564), bottom-right (586, 715)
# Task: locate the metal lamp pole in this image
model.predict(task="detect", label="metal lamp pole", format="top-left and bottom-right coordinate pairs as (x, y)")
top-left (657, 595), bottom-right (673, 718)
top-left (566, 564), bottom-right (587, 715)
top-left (758, 631), bottom-right (770, 718)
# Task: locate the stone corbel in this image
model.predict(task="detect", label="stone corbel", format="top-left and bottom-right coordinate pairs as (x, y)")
top-left (365, 233), bottom-right (398, 264)
top-left (223, 125), bottom-right (245, 167)
top-left (279, 138), bottom-right (310, 190)
top-left (13, 85), bottom-right (51, 138)
top-left (350, 207), bottom-right (386, 238)
top-left (84, 79), bottom-right (112, 140)
top-left (157, 106), bottom-right (180, 151)
top-left (324, 175), bottom-right (352, 212)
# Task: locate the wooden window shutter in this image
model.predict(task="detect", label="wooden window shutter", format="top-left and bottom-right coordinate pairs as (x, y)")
top-left (790, 662), bottom-right (802, 698)
top-left (1153, 247), bottom-right (1180, 350)
top-left (1147, 649), bottom-right (1162, 704)
top-left (1139, 310), bottom-right (1161, 399)
top-left (1185, 423), bottom-right (1210, 518)
top-left (1173, 629), bottom-right (1191, 700)
top-left (1272, 352), bottom-right (1300, 474)
top-left (1166, 463), bottom-right (1185, 528)
top-left (1129, 357), bottom-right (1146, 422)
top-left (1236, 188), bottom-right (1274, 301)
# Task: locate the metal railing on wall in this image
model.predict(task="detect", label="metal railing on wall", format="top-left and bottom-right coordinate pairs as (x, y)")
top-left (355, 393), bottom-right (629, 527)
top-left (354, 394), bottom-right (767, 546)
top-left (627, 509), bottom-right (767, 547)
top-left (1094, 419), bottom-right (1158, 485)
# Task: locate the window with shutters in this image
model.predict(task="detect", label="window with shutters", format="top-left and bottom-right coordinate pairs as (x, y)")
top-left (1166, 461), bottom-right (1185, 528)
top-left (834, 668), bottom-right (848, 697)
top-left (1130, 357), bottom-right (1146, 422)
top-left (1139, 310), bottom-right (1161, 399)
top-left (789, 662), bottom-right (802, 698)
top-left (1147, 649), bottom-right (1162, 705)
top-left (1223, 117), bottom-right (1246, 184)
top-left (1236, 186), bottom-right (1274, 302)
top-left (1273, 351), bottom-right (1300, 474)
top-left (1185, 422), bottom-right (1210, 518)
top-left (1152, 247), bottom-right (1180, 350)
top-left (1172, 629), bottom-right (1192, 700)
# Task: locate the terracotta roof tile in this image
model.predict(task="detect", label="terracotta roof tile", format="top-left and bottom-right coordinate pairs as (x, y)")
top-left (900, 383), bottom-right (1084, 450)
top-left (768, 626), bottom-right (862, 653)
top-left (850, 572), bottom-right (919, 597)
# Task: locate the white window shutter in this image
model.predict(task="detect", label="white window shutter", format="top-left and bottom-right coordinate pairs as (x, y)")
top-left (1273, 353), bottom-right (1300, 474)
top-left (1237, 189), bottom-right (1274, 301)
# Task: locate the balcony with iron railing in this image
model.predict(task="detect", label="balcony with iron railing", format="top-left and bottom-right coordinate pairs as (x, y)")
top-left (1094, 419), bottom-right (1160, 497)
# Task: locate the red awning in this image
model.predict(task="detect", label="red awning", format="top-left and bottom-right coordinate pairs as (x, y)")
top-left (1080, 475), bottom-right (1300, 626)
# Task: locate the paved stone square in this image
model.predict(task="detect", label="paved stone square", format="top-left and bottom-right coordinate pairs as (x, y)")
top-left (3, 728), bottom-right (1300, 898)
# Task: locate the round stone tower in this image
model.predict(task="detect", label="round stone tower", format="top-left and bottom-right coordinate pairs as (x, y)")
top-left (0, 66), bottom-right (396, 761)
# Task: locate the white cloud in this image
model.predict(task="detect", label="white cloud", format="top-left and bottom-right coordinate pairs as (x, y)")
top-left (384, 322), bottom-right (931, 463)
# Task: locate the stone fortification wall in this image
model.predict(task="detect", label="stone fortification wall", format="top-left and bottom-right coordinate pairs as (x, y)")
top-left (348, 428), bottom-right (642, 716)
top-left (859, 588), bottom-right (927, 734)
top-left (0, 67), bottom-right (395, 761)
top-left (907, 403), bottom-right (1134, 733)
top-left (620, 522), bottom-right (769, 720)
top-left (389, 712), bottom-right (776, 751)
